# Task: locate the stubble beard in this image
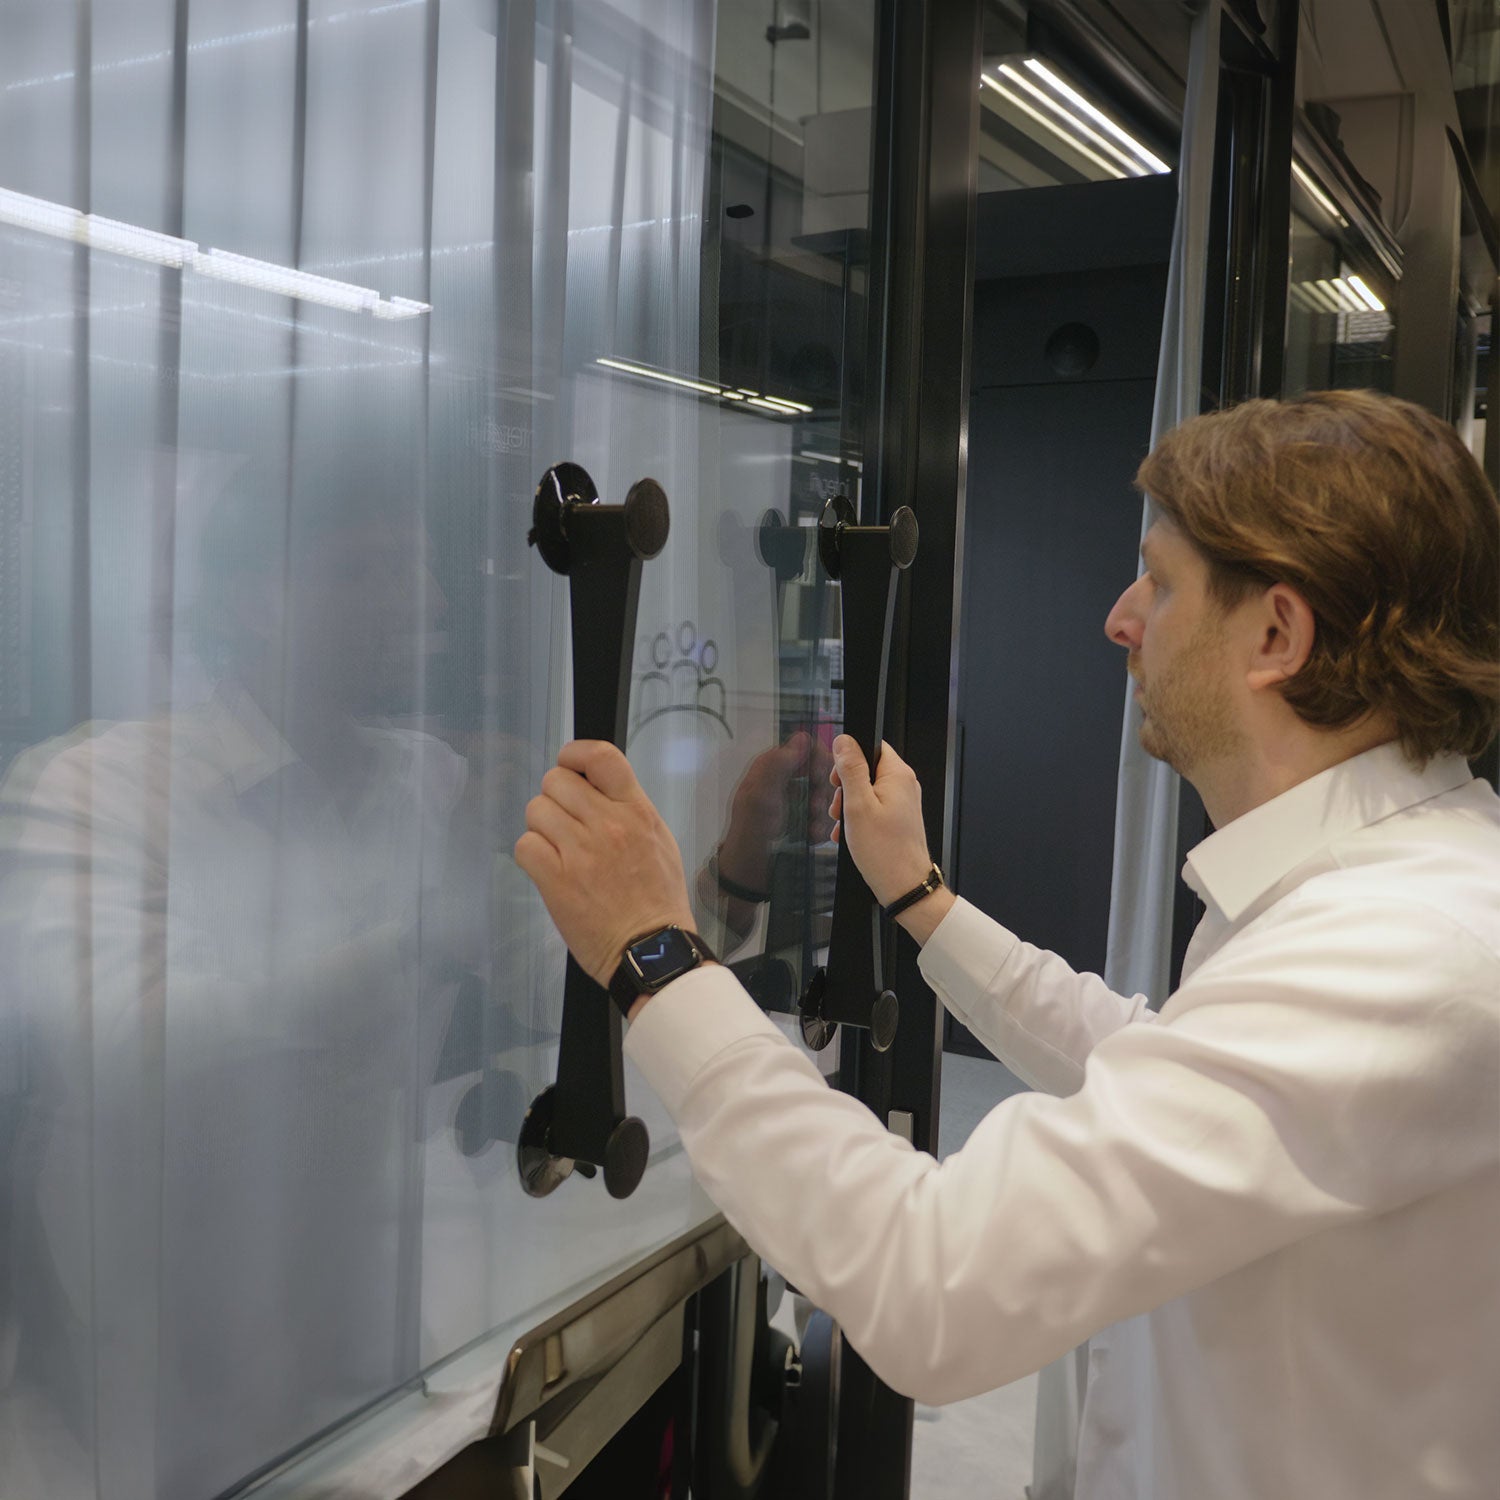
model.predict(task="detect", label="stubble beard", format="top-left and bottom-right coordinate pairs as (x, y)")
top-left (1134, 618), bottom-right (1243, 778)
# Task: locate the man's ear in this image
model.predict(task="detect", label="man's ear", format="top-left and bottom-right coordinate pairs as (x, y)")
top-left (1245, 583), bottom-right (1316, 693)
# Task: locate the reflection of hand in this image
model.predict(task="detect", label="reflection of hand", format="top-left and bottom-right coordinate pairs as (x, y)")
top-left (515, 741), bottom-right (696, 988)
top-left (828, 735), bottom-right (933, 907)
top-left (718, 730), bottom-right (833, 892)
top-left (452, 729), bottom-right (537, 835)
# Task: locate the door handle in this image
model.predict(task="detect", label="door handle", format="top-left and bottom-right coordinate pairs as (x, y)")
top-left (797, 496), bottom-right (917, 1053)
top-left (517, 462), bottom-right (670, 1200)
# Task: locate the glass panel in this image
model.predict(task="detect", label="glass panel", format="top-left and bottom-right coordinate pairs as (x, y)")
top-left (0, 0), bottom-right (880, 1494)
top-left (977, 0), bottom-right (1179, 192)
top-left (1284, 209), bottom-right (1397, 396)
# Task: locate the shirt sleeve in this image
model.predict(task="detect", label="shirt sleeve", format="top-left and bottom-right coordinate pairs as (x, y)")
top-left (917, 897), bottom-right (1154, 1095)
top-left (623, 892), bottom-right (1499, 1407)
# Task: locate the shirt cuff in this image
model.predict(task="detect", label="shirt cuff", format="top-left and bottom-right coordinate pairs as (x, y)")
top-left (623, 963), bottom-right (791, 1118)
top-left (916, 895), bottom-right (1021, 1027)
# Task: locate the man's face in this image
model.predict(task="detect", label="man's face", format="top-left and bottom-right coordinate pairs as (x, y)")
top-left (1104, 518), bottom-right (1246, 778)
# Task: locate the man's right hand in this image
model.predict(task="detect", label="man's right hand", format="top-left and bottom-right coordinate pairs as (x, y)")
top-left (830, 736), bottom-right (957, 943)
top-left (828, 736), bottom-right (940, 907)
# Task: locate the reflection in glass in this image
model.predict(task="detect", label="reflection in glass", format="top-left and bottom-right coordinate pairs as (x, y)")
top-left (1284, 211), bottom-right (1397, 396)
top-left (0, 0), bottom-right (881, 1495)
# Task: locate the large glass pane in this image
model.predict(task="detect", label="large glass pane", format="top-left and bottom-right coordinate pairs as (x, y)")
top-left (0, 1), bottom-right (881, 1494)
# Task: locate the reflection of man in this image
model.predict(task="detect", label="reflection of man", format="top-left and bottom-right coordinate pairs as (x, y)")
top-left (0, 461), bottom-right (496, 1500)
top-left (694, 729), bottom-right (834, 949)
top-left (518, 392), bottom-right (1500, 1498)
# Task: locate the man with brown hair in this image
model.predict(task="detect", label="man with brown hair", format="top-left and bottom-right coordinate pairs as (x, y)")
top-left (517, 389), bottom-right (1500, 1499)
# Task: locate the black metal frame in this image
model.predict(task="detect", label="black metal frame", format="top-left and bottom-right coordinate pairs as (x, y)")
top-left (819, 1), bottom-right (983, 1495)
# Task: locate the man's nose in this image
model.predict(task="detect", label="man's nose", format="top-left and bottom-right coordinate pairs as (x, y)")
top-left (1105, 576), bottom-right (1146, 650)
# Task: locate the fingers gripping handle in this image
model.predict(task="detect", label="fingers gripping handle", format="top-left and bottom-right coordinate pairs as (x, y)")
top-left (516, 464), bottom-right (669, 1200)
top-left (799, 498), bottom-right (917, 1054)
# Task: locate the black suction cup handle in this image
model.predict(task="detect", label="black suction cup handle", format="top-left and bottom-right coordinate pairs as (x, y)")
top-left (817, 494), bottom-right (858, 578)
top-left (529, 462), bottom-right (601, 575)
top-left (624, 477), bottom-right (671, 559)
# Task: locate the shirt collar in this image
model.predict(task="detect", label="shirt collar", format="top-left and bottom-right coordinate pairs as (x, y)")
top-left (204, 682), bottom-right (301, 798)
top-left (1182, 741), bottom-right (1475, 923)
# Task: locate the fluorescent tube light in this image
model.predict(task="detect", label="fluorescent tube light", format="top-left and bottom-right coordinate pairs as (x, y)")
top-left (373, 295), bottom-right (432, 319)
top-left (998, 63), bottom-right (1148, 178)
top-left (1345, 274), bottom-right (1385, 312)
top-left (83, 214), bottom-right (196, 267)
top-left (981, 74), bottom-right (1124, 180)
top-left (1023, 58), bottom-right (1170, 174)
top-left (1, 183), bottom-right (429, 317)
top-left (1319, 278), bottom-right (1366, 313)
top-left (0, 186), bottom-right (81, 237)
top-left (760, 394), bottom-right (813, 414)
top-left (195, 248), bottom-right (378, 312)
top-left (1291, 161), bottom-right (1347, 226)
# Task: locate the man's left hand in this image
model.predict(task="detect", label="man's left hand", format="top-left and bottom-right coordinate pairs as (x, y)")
top-left (514, 741), bottom-right (696, 988)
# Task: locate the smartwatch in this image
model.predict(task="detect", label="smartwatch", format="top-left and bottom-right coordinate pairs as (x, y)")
top-left (608, 926), bottom-right (718, 1018)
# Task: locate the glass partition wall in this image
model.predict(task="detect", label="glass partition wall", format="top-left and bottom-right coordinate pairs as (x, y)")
top-left (0, 2), bottom-right (878, 1495)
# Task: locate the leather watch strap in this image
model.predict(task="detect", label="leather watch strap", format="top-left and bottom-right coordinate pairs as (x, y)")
top-left (882, 864), bottom-right (944, 920)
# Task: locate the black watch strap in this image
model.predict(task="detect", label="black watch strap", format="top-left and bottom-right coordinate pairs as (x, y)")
top-left (883, 864), bottom-right (944, 920)
top-left (608, 927), bottom-right (718, 1018)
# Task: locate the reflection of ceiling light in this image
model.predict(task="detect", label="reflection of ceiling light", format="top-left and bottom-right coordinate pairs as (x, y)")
top-left (981, 74), bottom-right (1123, 179)
top-left (1291, 161), bottom-right (1347, 227)
top-left (1290, 276), bottom-right (1390, 318)
top-left (997, 63), bottom-right (1144, 177)
top-left (1023, 58), bottom-right (1171, 174)
top-left (196, 247), bottom-right (379, 312)
top-left (593, 357), bottom-right (811, 417)
top-left (0, 184), bottom-right (432, 317)
top-left (595, 356), bottom-right (722, 395)
top-left (800, 450), bottom-right (863, 469)
top-left (980, 59), bottom-right (1169, 181)
top-left (1346, 274), bottom-right (1385, 312)
top-left (86, 213), bottom-right (196, 267)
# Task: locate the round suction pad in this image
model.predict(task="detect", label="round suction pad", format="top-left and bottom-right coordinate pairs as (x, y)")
top-left (888, 507), bottom-right (919, 570)
top-left (530, 463), bottom-right (599, 575)
top-left (623, 477), bottom-right (671, 560)
top-left (817, 494), bottom-right (857, 579)
top-left (516, 1086), bottom-right (575, 1197)
top-left (604, 1116), bottom-right (651, 1199)
top-left (799, 966), bottom-right (838, 1052)
top-left (756, 508), bottom-right (807, 585)
top-left (870, 989), bottom-right (900, 1053)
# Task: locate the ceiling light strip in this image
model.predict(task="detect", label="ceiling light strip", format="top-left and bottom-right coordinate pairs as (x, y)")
top-left (998, 63), bottom-right (1149, 178)
top-left (0, 184), bottom-right (430, 317)
top-left (1022, 58), bottom-right (1170, 174)
top-left (1291, 161), bottom-right (1348, 227)
top-left (980, 75), bottom-right (1125, 180)
top-left (1345, 274), bottom-right (1385, 312)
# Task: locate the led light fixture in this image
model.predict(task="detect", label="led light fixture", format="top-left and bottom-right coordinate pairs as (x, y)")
top-left (1023, 58), bottom-right (1170, 174)
top-left (980, 58), bottom-right (1169, 182)
top-left (1345, 274), bottom-right (1384, 312)
top-left (0, 183), bottom-right (431, 318)
top-left (1291, 161), bottom-right (1348, 227)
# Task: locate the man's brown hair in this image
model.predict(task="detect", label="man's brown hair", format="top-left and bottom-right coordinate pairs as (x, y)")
top-left (1136, 389), bottom-right (1500, 764)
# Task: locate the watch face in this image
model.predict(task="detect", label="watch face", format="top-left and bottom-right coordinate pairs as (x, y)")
top-left (627, 928), bottom-right (700, 990)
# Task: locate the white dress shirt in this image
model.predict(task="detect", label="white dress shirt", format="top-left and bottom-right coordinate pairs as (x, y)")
top-left (625, 742), bottom-right (1500, 1498)
top-left (0, 687), bottom-right (467, 1500)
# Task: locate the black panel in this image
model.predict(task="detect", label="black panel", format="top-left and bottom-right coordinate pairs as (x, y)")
top-left (948, 178), bottom-right (1172, 1058)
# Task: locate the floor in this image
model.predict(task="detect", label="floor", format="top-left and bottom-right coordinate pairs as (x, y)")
top-left (908, 1051), bottom-right (1036, 1500)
